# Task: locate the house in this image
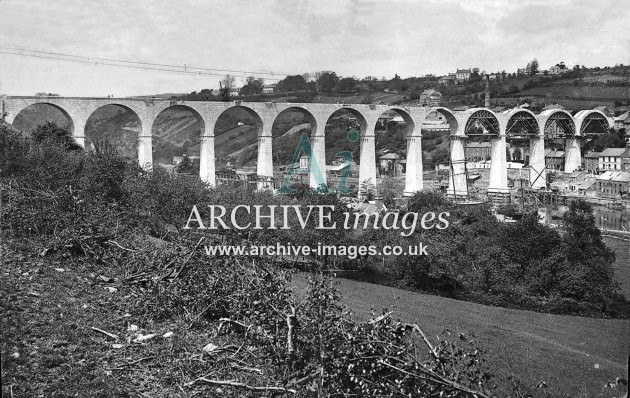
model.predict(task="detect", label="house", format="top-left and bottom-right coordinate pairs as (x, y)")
top-left (465, 142), bottom-right (491, 162)
top-left (545, 149), bottom-right (565, 170)
top-left (623, 146), bottom-right (630, 171)
top-left (576, 179), bottom-right (597, 197)
top-left (455, 69), bottom-right (471, 82)
top-left (419, 89), bottom-right (443, 106)
top-left (377, 112), bottom-right (395, 129)
top-left (613, 112), bottom-right (629, 130)
top-left (542, 104), bottom-right (565, 111)
top-left (379, 153), bottom-right (403, 176)
top-left (438, 75), bottom-right (456, 85)
top-left (566, 170), bottom-right (587, 183)
top-left (398, 158), bottom-right (407, 174)
top-left (582, 151), bottom-right (600, 174)
top-left (549, 62), bottom-right (569, 75)
top-left (596, 170), bottom-right (630, 199)
top-left (228, 87), bottom-right (241, 97)
top-left (598, 148), bottom-right (626, 171)
top-left (262, 83), bottom-right (277, 94)
top-left (299, 155), bottom-right (309, 170)
top-left (594, 106), bottom-right (612, 116)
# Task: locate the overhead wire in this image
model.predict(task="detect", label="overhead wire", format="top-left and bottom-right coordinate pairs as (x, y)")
top-left (0, 46), bottom-right (288, 81)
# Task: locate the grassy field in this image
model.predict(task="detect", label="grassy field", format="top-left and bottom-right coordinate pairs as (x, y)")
top-left (604, 236), bottom-right (630, 299)
top-left (292, 274), bottom-right (629, 397)
top-left (516, 85), bottom-right (629, 100)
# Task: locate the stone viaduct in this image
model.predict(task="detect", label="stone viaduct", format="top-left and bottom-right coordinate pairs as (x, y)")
top-left (1, 96), bottom-right (613, 198)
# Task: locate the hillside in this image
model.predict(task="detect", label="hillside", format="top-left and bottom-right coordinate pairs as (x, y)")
top-left (292, 274), bottom-right (629, 398)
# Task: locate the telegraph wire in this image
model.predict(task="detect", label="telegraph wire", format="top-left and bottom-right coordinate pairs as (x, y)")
top-left (0, 46), bottom-right (288, 81)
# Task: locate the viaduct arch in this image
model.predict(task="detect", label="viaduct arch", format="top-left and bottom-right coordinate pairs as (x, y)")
top-left (1, 96), bottom-right (611, 198)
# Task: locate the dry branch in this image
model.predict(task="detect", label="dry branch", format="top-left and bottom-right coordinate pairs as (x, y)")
top-left (378, 359), bottom-right (491, 398)
top-left (405, 323), bottom-right (439, 359)
top-left (286, 305), bottom-right (296, 354)
top-left (91, 326), bottom-right (119, 340)
top-left (173, 236), bottom-right (204, 278)
top-left (185, 377), bottom-right (296, 394)
top-left (105, 240), bottom-right (137, 253)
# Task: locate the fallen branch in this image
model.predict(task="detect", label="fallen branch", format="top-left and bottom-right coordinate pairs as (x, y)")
top-left (231, 364), bottom-right (263, 374)
top-left (185, 378), bottom-right (296, 394)
top-left (286, 305), bottom-right (296, 354)
top-left (405, 323), bottom-right (439, 360)
top-left (378, 359), bottom-right (491, 398)
top-left (106, 240), bottom-right (137, 253)
top-left (368, 311), bottom-right (393, 325)
top-left (217, 318), bottom-right (252, 335)
top-left (173, 236), bottom-right (205, 278)
top-left (91, 327), bottom-right (119, 340)
top-left (112, 356), bottom-right (152, 370)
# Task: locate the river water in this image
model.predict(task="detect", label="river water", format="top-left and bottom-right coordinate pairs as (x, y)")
top-left (537, 205), bottom-right (629, 233)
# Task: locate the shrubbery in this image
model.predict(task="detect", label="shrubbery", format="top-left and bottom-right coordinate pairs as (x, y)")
top-left (369, 191), bottom-right (627, 317)
top-left (1, 122), bottom-right (504, 395)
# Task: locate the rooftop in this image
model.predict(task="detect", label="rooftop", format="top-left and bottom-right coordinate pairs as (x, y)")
top-left (567, 170), bottom-right (586, 178)
top-left (596, 170), bottom-right (630, 182)
top-left (577, 179), bottom-right (596, 190)
top-left (466, 142), bottom-right (492, 148)
top-left (599, 148), bottom-right (626, 157)
top-left (545, 149), bottom-right (565, 158)
top-left (380, 153), bottom-right (401, 160)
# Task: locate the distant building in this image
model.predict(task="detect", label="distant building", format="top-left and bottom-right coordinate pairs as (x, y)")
top-left (566, 170), bottom-right (587, 184)
top-left (438, 75), bottom-right (456, 85)
top-left (228, 87), bottom-right (241, 97)
top-left (465, 142), bottom-right (491, 162)
top-left (545, 149), bottom-right (565, 170)
top-left (576, 179), bottom-right (597, 197)
top-left (622, 147), bottom-right (630, 171)
top-left (613, 112), bottom-right (629, 130)
top-left (598, 148), bottom-right (626, 171)
top-left (582, 151), bottom-right (600, 174)
top-left (419, 89), bottom-right (443, 106)
top-left (596, 170), bottom-right (630, 199)
top-left (548, 62), bottom-right (569, 75)
top-left (379, 153), bottom-right (403, 176)
top-left (262, 83), bottom-right (277, 94)
top-left (594, 106), bottom-right (612, 117)
top-left (299, 155), bottom-right (309, 170)
top-left (455, 69), bottom-right (471, 82)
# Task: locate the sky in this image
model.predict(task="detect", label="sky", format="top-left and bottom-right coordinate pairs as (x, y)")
top-left (0, 0), bottom-right (628, 97)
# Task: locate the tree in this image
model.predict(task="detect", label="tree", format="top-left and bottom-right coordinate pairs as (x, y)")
top-left (239, 76), bottom-right (264, 96)
top-left (276, 75), bottom-right (309, 92)
top-left (31, 121), bottom-right (82, 151)
top-left (317, 72), bottom-right (339, 93)
top-left (337, 77), bottom-right (356, 93)
top-left (220, 74), bottom-right (235, 101)
top-left (529, 59), bottom-right (539, 76)
top-left (556, 199), bottom-right (618, 304)
top-left (176, 155), bottom-right (194, 174)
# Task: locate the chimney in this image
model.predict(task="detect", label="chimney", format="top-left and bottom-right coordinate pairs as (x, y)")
top-left (484, 74), bottom-right (490, 108)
